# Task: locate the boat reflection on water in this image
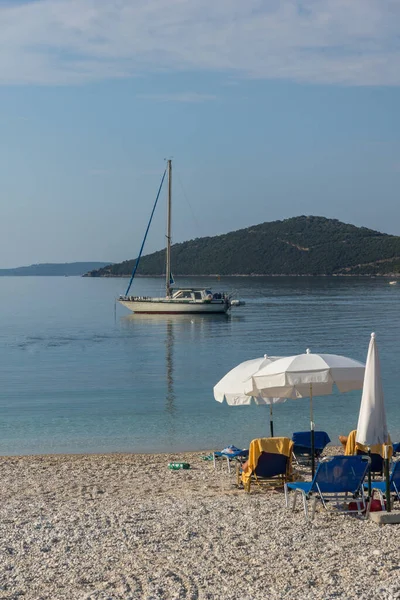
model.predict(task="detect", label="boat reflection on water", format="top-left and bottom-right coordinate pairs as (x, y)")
top-left (165, 319), bottom-right (175, 415)
top-left (120, 313), bottom-right (234, 418)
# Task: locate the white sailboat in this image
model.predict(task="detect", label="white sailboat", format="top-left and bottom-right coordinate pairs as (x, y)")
top-left (118, 160), bottom-right (244, 314)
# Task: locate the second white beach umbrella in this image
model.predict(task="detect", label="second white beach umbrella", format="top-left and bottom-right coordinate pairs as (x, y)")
top-left (356, 333), bottom-right (391, 510)
top-left (213, 355), bottom-right (287, 437)
top-left (245, 349), bottom-right (365, 475)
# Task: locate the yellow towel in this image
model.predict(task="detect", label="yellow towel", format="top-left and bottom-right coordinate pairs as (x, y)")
top-left (241, 437), bottom-right (293, 486)
top-left (344, 429), bottom-right (392, 459)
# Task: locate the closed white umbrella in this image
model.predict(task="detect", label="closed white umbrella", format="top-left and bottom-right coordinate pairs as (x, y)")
top-left (356, 333), bottom-right (391, 510)
top-left (356, 333), bottom-right (388, 446)
top-left (246, 349), bottom-right (365, 475)
top-left (213, 355), bottom-right (287, 436)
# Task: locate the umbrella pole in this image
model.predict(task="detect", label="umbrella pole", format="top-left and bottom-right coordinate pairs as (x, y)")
top-left (269, 404), bottom-right (274, 438)
top-left (310, 384), bottom-right (315, 478)
top-left (367, 447), bottom-right (372, 500)
top-left (384, 445), bottom-right (391, 512)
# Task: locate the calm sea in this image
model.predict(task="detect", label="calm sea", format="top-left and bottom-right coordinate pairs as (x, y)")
top-left (0, 275), bottom-right (399, 455)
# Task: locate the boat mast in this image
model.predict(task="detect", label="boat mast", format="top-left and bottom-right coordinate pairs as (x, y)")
top-left (166, 159), bottom-right (172, 298)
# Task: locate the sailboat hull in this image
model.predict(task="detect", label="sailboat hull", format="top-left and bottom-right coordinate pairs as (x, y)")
top-left (118, 299), bottom-right (229, 314)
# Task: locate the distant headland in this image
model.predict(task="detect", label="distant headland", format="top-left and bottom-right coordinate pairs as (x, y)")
top-left (0, 262), bottom-right (112, 276)
top-left (84, 216), bottom-right (400, 278)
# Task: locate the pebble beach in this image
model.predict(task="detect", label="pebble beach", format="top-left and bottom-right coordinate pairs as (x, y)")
top-left (1, 448), bottom-right (399, 600)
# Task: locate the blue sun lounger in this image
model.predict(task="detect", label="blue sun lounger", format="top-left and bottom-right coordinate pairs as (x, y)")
top-left (356, 449), bottom-right (384, 476)
top-left (213, 445), bottom-right (248, 473)
top-left (285, 455), bottom-right (370, 522)
top-left (292, 431), bottom-right (331, 463)
top-left (363, 460), bottom-right (400, 506)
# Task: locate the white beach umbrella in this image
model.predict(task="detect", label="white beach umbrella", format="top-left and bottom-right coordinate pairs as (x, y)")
top-left (213, 355), bottom-right (287, 437)
top-left (356, 334), bottom-right (389, 446)
top-left (356, 333), bottom-right (391, 509)
top-left (245, 349), bottom-right (365, 475)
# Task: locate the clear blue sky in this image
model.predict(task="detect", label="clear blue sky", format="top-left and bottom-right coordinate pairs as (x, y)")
top-left (1, 0), bottom-right (400, 267)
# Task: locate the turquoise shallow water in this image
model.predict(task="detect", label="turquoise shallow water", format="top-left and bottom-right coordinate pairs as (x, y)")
top-left (0, 275), bottom-right (399, 455)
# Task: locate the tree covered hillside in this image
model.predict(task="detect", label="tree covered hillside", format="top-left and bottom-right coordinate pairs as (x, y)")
top-left (85, 216), bottom-right (400, 277)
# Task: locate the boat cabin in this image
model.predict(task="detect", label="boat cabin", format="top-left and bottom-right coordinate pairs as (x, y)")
top-left (171, 289), bottom-right (225, 302)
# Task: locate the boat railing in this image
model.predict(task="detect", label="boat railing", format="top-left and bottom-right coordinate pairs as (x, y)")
top-left (119, 295), bottom-right (161, 302)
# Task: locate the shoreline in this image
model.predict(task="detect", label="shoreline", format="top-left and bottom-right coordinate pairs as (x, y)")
top-left (0, 442), bottom-right (345, 460)
top-left (1, 273), bottom-right (398, 278)
top-left (84, 273), bottom-right (400, 278)
top-left (0, 448), bottom-right (215, 460)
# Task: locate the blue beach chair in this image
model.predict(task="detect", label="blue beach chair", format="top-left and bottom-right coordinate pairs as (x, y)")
top-left (356, 449), bottom-right (384, 476)
top-left (284, 455), bottom-right (370, 522)
top-left (238, 437), bottom-right (294, 492)
top-left (292, 431), bottom-right (331, 463)
top-left (213, 445), bottom-right (248, 473)
top-left (364, 460), bottom-right (400, 506)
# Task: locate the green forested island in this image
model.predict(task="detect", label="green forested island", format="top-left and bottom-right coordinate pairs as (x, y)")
top-left (0, 262), bottom-right (111, 276)
top-left (85, 216), bottom-right (400, 278)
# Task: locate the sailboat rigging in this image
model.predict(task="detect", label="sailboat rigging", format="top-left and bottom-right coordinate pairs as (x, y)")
top-left (118, 160), bottom-right (244, 314)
